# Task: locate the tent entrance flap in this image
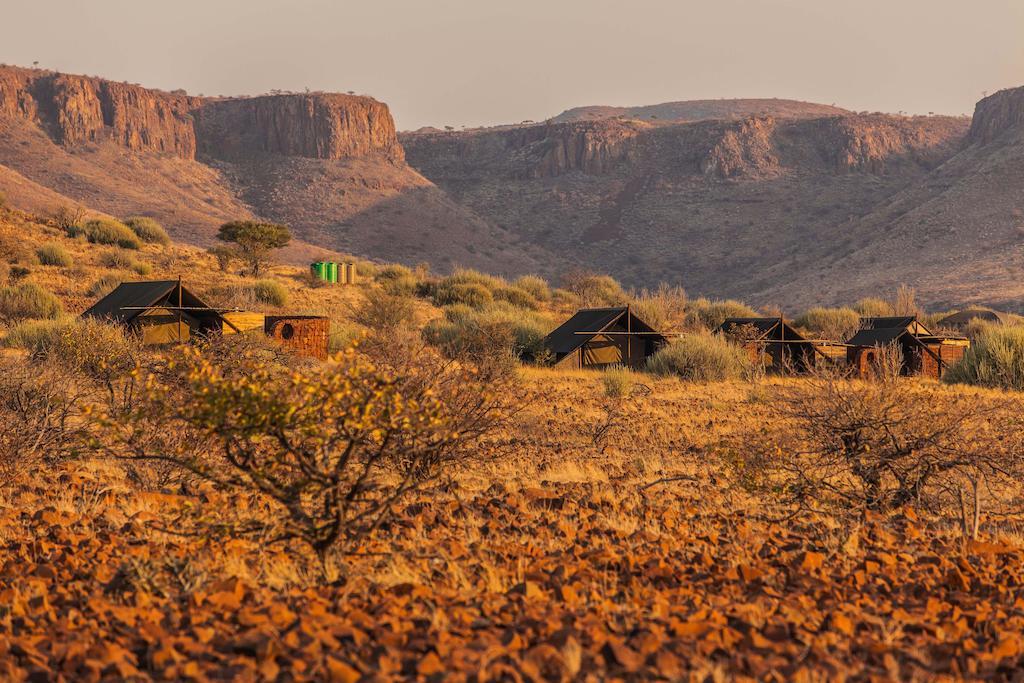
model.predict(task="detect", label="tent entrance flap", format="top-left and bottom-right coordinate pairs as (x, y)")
top-left (582, 335), bottom-right (625, 367)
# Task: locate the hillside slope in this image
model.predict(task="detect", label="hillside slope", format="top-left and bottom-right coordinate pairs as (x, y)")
top-left (0, 66), bottom-right (546, 276)
top-left (552, 98), bottom-right (851, 124)
top-left (403, 113), bottom-right (970, 307)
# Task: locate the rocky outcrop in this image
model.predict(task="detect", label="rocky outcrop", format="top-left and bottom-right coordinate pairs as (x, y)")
top-left (512, 121), bottom-right (643, 177)
top-left (0, 66), bottom-right (403, 164)
top-left (193, 94), bottom-right (403, 163)
top-left (968, 86), bottom-right (1024, 145)
top-left (701, 117), bottom-right (779, 178)
top-left (804, 115), bottom-right (966, 174)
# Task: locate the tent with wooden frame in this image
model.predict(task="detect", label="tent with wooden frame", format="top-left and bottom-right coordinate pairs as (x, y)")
top-left (845, 316), bottom-right (969, 379)
top-left (82, 279), bottom-right (240, 344)
top-left (540, 306), bottom-right (668, 369)
top-left (715, 317), bottom-right (826, 373)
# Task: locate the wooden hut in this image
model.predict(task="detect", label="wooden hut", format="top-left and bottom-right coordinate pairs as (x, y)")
top-left (82, 279), bottom-right (236, 344)
top-left (845, 316), bottom-right (969, 379)
top-left (715, 317), bottom-right (823, 373)
top-left (541, 306), bottom-right (667, 369)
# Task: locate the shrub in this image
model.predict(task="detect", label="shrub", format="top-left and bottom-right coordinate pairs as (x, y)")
top-left (216, 220), bottom-right (291, 277)
top-left (602, 366), bottom-right (635, 398)
top-left (329, 321), bottom-right (362, 353)
top-left (70, 218), bottom-right (141, 249)
top-left (794, 307), bottom-right (860, 341)
top-left (632, 284), bottom-right (688, 332)
top-left (646, 333), bottom-right (751, 381)
top-left (513, 275), bottom-right (551, 302)
top-left (492, 285), bottom-right (538, 309)
top-left (123, 216), bottom-right (170, 245)
top-left (208, 245), bottom-right (235, 273)
top-left (446, 267), bottom-right (504, 292)
top-left (424, 304), bottom-right (551, 362)
top-left (854, 297), bottom-right (894, 317)
top-left (375, 264), bottom-right (419, 296)
top-left (100, 249), bottom-right (151, 275)
top-left (944, 325), bottom-right (1024, 391)
top-left (115, 347), bottom-right (512, 575)
top-left (0, 358), bottom-right (86, 486)
top-left (561, 270), bottom-right (626, 307)
top-left (685, 298), bottom-right (758, 330)
top-left (892, 284), bottom-right (920, 317)
top-left (0, 282), bottom-right (63, 324)
top-left (432, 281), bottom-right (494, 309)
top-left (350, 291), bottom-right (415, 331)
top-left (51, 205), bottom-right (85, 232)
top-left (36, 243), bottom-right (72, 267)
top-left (251, 280), bottom-right (288, 307)
top-left (88, 274), bottom-right (123, 298)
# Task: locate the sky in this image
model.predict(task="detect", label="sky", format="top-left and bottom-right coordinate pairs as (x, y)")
top-left (3, 0), bottom-right (1023, 130)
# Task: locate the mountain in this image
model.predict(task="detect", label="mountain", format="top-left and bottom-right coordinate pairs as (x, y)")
top-left (552, 98), bottom-right (851, 124)
top-left (0, 66), bottom-right (545, 275)
top-left (402, 112), bottom-right (971, 308)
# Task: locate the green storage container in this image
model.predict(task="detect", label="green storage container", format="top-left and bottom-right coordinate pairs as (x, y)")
top-left (310, 262), bottom-right (328, 281)
top-left (327, 262), bottom-right (339, 284)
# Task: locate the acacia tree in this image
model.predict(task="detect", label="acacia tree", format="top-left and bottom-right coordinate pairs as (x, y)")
top-left (216, 220), bottom-right (291, 277)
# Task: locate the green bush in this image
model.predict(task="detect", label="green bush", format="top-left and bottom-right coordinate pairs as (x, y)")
top-left (251, 280), bottom-right (289, 307)
top-left (88, 274), bottom-right (123, 298)
top-left (602, 366), bottom-right (635, 398)
top-left (432, 281), bottom-right (494, 309)
top-left (646, 333), bottom-right (751, 381)
top-left (513, 275), bottom-right (551, 302)
top-left (351, 291), bottom-right (415, 331)
top-left (445, 267), bottom-right (505, 292)
top-left (493, 285), bottom-right (538, 310)
top-left (375, 264), bottom-right (419, 296)
top-left (123, 216), bottom-right (170, 245)
top-left (944, 325), bottom-right (1024, 391)
top-left (685, 298), bottom-right (759, 330)
top-left (100, 250), bottom-right (151, 275)
top-left (36, 243), bottom-right (72, 268)
top-left (794, 306), bottom-right (861, 341)
top-left (0, 283), bottom-right (63, 324)
top-left (854, 297), bottom-right (894, 317)
top-left (8, 318), bottom-right (139, 387)
top-left (424, 304), bottom-right (551, 360)
top-left (2, 319), bottom-right (67, 350)
top-left (561, 271), bottom-right (626, 307)
top-left (632, 284), bottom-right (688, 332)
top-left (69, 218), bottom-right (141, 249)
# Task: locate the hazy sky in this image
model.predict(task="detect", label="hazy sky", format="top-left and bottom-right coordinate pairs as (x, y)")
top-left (4, 1), bottom-right (1022, 130)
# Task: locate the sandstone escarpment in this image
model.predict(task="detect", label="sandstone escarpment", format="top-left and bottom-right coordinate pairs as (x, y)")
top-left (804, 115), bottom-right (966, 174)
top-left (700, 116), bottom-right (779, 179)
top-left (968, 86), bottom-right (1024, 145)
top-left (193, 94), bottom-right (403, 163)
top-left (0, 67), bottom-right (404, 165)
top-left (0, 67), bottom-right (198, 157)
top-left (510, 121), bottom-right (644, 177)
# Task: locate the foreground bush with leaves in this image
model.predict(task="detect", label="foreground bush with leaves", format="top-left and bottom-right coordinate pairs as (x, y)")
top-left (116, 348), bottom-right (509, 574)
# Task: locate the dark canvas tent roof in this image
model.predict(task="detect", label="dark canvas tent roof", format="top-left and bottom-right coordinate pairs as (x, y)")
top-left (937, 309), bottom-right (1007, 328)
top-left (846, 327), bottom-right (908, 347)
top-left (858, 316), bottom-right (920, 331)
top-left (82, 280), bottom-right (224, 325)
top-left (715, 318), bottom-right (781, 337)
top-left (542, 307), bottom-right (662, 356)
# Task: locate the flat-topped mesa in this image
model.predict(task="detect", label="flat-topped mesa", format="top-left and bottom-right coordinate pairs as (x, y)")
top-left (0, 67), bottom-right (198, 157)
top-left (193, 94), bottom-right (404, 163)
top-left (968, 86), bottom-right (1024, 145)
top-left (0, 66), bottom-right (404, 164)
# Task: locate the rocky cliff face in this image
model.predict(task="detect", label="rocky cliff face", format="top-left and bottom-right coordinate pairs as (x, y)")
top-left (805, 115), bottom-right (964, 174)
top-left (0, 66), bottom-right (402, 164)
top-left (193, 94), bottom-right (403, 163)
top-left (968, 86), bottom-right (1024, 145)
top-left (700, 116), bottom-right (779, 178)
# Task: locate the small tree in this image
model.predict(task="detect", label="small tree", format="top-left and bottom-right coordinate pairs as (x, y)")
top-left (216, 220), bottom-right (291, 277)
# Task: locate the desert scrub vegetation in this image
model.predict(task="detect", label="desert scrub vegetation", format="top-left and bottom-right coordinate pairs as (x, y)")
top-left (631, 284), bottom-right (688, 332)
top-left (122, 216), bottom-right (170, 245)
top-left (374, 263), bottom-right (420, 296)
top-left (423, 302), bottom-right (551, 362)
top-left (350, 290), bottom-right (415, 332)
top-left (601, 366), bottom-right (636, 398)
top-left (87, 273), bottom-right (123, 298)
top-left (944, 324), bottom-right (1024, 391)
top-left (0, 282), bottom-right (63, 324)
top-left (794, 306), bottom-right (860, 340)
top-left (100, 249), bottom-right (152, 275)
top-left (36, 243), bottom-right (72, 267)
top-left (738, 371), bottom-right (1024, 536)
top-left (853, 297), bottom-right (895, 317)
top-left (512, 274), bottom-right (551, 302)
top-left (115, 345), bottom-right (514, 575)
top-left (647, 332), bottom-right (751, 381)
top-left (431, 280), bottom-right (493, 309)
top-left (561, 269), bottom-right (627, 307)
top-left (685, 298), bottom-right (758, 330)
top-left (68, 218), bottom-right (142, 249)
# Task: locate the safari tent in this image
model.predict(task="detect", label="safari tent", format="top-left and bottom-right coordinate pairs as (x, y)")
top-left (845, 316), bottom-right (969, 379)
top-left (541, 306), bottom-right (667, 369)
top-left (715, 317), bottom-right (823, 373)
top-left (936, 309), bottom-right (1008, 331)
top-left (82, 280), bottom-right (235, 344)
